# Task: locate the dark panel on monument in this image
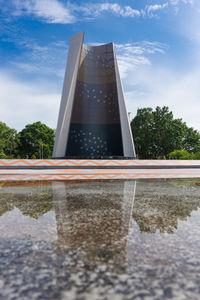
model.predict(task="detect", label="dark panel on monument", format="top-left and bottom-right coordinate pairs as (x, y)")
top-left (66, 44), bottom-right (123, 158)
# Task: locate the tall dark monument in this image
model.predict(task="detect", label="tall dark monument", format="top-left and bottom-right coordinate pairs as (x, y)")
top-left (53, 32), bottom-right (136, 159)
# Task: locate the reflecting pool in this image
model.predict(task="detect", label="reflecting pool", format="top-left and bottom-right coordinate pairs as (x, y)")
top-left (0, 179), bottom-right (200, 299)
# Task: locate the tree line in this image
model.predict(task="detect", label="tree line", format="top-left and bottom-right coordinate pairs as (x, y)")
top-left (0, 121), bottom-right (55, 159)
top-left (0, 106), bottom-right (200, 159)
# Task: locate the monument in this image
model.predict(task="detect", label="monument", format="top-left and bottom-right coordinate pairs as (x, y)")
top-left (53, 32), bottom-right (136, 159)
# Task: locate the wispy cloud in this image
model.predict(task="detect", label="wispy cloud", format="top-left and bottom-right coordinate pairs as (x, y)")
top-left (170, 0), bottom-right (193, 5)
top-left (12, 0), bottom-right (76, 24)
top-left (1, 0), bottom-right (195, 24)
top-left (10, 37), bottom-right (168, 80)
top-left (78, 3), bottom-right (141, 18)
top-left (7, 0), bottom-right (142, 23)
top-left (5, 36), bottom-right (67, 78)
top-left (115, 41), bottom-right (168, 78)
top-left (145, 3), bottom-right (169, 17)
top-left (170, 0), bottom-right (193, 13)
top-left (11, 61), bottom-right (65, 78)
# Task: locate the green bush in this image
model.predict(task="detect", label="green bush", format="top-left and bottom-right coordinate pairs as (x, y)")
top-left (169, 150), bottom-right (192, 160)
top-left (192, 152), bottom-right (200, 159)
top-left (0, 151), bottom-right (7, 159)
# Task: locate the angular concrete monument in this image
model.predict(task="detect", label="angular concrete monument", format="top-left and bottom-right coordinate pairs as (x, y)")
top-left (53, 32), bottom-right (136, 159)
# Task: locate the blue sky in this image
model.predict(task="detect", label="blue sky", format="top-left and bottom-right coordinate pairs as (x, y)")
top-left (0, 0), bottom-right (200, 131)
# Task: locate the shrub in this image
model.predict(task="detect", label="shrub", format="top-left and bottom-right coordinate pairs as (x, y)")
top-left (169, 150), bottom-right (192, 160)
top-left (0, 151), bottom-right (7, 159)
top-left (192, 152), bottom-right (200, 160)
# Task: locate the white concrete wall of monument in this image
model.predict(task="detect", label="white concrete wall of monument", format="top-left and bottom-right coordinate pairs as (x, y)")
top-left (112, 43), bottom-right (136, 157)
top-left (53, 32), bottom-right (84, 158)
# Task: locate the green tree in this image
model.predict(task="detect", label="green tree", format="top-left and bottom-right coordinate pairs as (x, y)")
top-left (18, 121), bottom-right (55, 159)
top-left (182, 127), bottom-right (200, 153)
top-left (0, 121), bottom-right (19, 157)
top-left (130, 108), bottom-right (154, 159)
top-left (131, 106), bottom-right (200, 159)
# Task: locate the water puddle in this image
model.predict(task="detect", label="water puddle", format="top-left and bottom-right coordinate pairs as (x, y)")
top-left (0, 178), bottom-right (200, 299)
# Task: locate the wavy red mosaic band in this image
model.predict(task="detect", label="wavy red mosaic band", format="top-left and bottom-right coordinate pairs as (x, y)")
top-left (0, 159), bottom-right (200, 167)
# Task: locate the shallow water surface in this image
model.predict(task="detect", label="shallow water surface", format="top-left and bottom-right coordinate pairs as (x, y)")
top-left (0, 179), bottom-right (200, 299)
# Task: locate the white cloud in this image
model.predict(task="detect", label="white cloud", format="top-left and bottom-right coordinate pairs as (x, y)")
top-left (89, 3), bottom-right (141, 17)
top-left (170, 0), bottom-right (193, 5)
top-left (145, 3), bottom-right (169, 17)
top-left (179, 0), bottom-right (200, 42)
top-left (123, 63), bottom-right (200, 131)
top-left (8, 38), bottom-right (67, 78)
top-left (12, 0), bottom-right (76, 23)
top-left (3, 0), bottom-right (195, 24)
top-left (11, 61), bottom-right (65, 78)
top-left (170, 0), bottom-right (194, 13)
top-left (10, 1), bottom-right (141, 23)
top-left (0, 71), bottom-right (60, 131)
top-left (146, 3), bottom-right (169, 13)
top-left (115, 41), bottom-right (168, 78)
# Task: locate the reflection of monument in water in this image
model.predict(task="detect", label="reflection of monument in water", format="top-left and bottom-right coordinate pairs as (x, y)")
top-left (52, 180), bottom-right (136, 261)
top-left (1, 179), bottom-right (200, 251)
top-left (53, 32), bottom-right (135, 159)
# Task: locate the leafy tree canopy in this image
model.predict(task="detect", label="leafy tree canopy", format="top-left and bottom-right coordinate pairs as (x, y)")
top-left (0, 121), bottom-right (19, 157)
top-left (131, 106), bottom-right (200, 159)
top-left (18, 121), bottom-right (55, 159)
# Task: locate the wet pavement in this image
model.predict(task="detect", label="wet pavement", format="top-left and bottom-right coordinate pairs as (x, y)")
top-left (0, 179), bottom-right (200, 299)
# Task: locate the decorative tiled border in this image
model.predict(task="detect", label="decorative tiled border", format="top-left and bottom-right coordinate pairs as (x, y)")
top-left (0, 159), bottom-right (200, 167)
top-left (0, 168), bottom-right (200, 181)
top-left (0, 159), bottom-right (199, 181)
